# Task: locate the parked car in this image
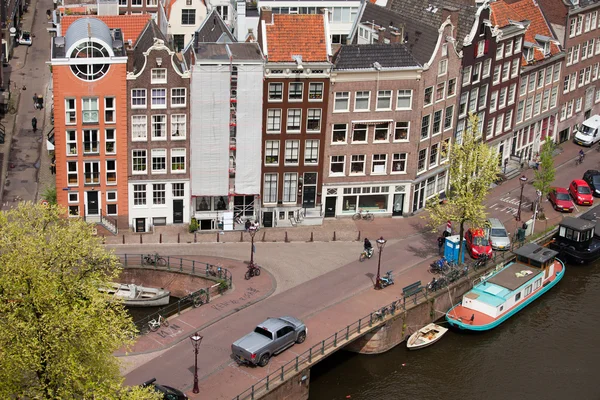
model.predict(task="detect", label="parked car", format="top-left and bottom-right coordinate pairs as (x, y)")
top-left (142, 378), bottom-right (188, 400)
top-left (17, 31), bottom-right (32, 46)
top-left (548, 187), bottom-right (575, 212)
top-left (486, 218), bottom-right (510, 250)
top-left (569, 179), bottom-right (594, 206)
top-left (582, 170), bottom-right (600, 197)
top-left (465, 228), bottom-right (493, 259)
top-left (231, 317), bottom-right (307, 367)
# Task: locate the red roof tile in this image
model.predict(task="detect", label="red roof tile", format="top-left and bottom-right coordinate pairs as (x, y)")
top-left (490, 0), bottom-right (561, 66)
top-left (61, 14), bottom-right (151, 45)
top-left (265, 14), bottom-right (328, 63)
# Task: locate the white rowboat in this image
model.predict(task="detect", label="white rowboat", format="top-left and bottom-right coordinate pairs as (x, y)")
top-left (406, 323), bottom-right (448, 350)
top-left (100, 283), bottom-right (171, 307)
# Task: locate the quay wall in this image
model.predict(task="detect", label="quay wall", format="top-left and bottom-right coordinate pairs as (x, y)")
top-left (117, 269), bottom-right (212, 298)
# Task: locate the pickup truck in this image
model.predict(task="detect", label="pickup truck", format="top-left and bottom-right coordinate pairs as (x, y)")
top-left (231, 316), bottom-right (307, 367)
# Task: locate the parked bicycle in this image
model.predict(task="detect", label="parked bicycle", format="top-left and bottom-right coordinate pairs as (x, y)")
top-left (148, 315), bottom-right (168, 332)
top-left (429, 257), bottom-right (452, 274)
top-left (206, 264), bottom-right (222, 277)
top-left (191, 289), bottom-right (208, 308)
top-left (245, 264), bottom-right (261, 280)
top-left (352, 209), bottom-right (374, 221)
top-left (473, 254), bottom-right (489, 270)
top-left (427, 276), bottom-right (448, 292)
top-left (143, 253), bottom-right (167, 266)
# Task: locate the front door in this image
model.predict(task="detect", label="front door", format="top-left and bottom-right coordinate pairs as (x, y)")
top-left (135, 218), bottom-right (146, 233)
top-left (263, 211), bottom-right (273, 227)
top-left (392, 194), bottom-right (404, 216)
top-left (173, 199), bottom-right (184, 223)
top-left (302, 186), bottom-right (316, 208)
top-left (87, 191), bottom-right (99, 215)
top-left (324, 197), bottom-right (336, 218)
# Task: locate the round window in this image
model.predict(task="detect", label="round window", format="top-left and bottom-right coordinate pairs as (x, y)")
top-left (69, 41), bottom-right (110, 81)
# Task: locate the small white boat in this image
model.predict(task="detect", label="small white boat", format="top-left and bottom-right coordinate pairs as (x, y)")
top-left (406, 323), bottom-right (448, 350)
top-left (100, 283), bottom-right (170, 307)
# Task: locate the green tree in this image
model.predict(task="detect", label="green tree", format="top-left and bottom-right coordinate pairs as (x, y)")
top-left (425, 114), bottom-right (500, 263)
top-left (42, 186), bottom-right (57, 205)
top-left (532, 136), bottom-right (556, 212)
top-left (0, 203), bottom-right (160, 400)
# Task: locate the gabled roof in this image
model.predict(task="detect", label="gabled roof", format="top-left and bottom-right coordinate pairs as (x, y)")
top-left (131, 20), bottom-right (181, 74)
top-left (195, 9), bottom-right (235, 45)
top-left (194, 43), bottom-right (264, 62)
top-left (535, 0), bottom-right (568, 27)
top-left (333, 44), bottom-right (421, 71)
top-left (264, 14), bottom-right (328, 63)
top-left (490, 0), bottom-right (560, 66)
top-left (60, 14), bottom-right (151, 45)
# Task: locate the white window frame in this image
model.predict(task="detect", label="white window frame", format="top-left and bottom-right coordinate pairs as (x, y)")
top-left (350, 154), bottom-right (365, 175)
top-left (132, 149), bottom-right (147, 174)
top-left (151, 114), bottom-right (167, 140)
top-left (265, 140), bottom-right (280, 165)
top-left (171, 148), bottom-right (186, 173)
top-left (288, 82), bottom-right (303, 101)
top-left (268, 82), bottom-right (283, 102)
top-left (329, 155), bottom-right (346, 176)
top-left (67, 161), bottom-right (78, 186)
top-left (282, 173), bottom-right (298, 203)
top-left (263, 174), bottom-right (278, 203)
top-left (82, 98), bottom-right (99, 124)
top-left (105, 159), bottom-right (117, 185)
top-left (83, 161), bottom-right (100, 185)
top-left (151, 148), bottom-right (167, 174)
top-left (394, 121), bottom-right (409, 142)
top-left (376, 90), bottom-right (392, 110)
top-left (105, 128), bottom-right (116, 154)
top-left (308, 82), bottom-right (324, 101)
top-left (171, 114), bottom-right (186, 139)
top-left (286, 109), bottom-right (302, 132)
top-left (354, 91), bottom-right (371, 111)
top-left (396, 90), bottom-right (413, 109)
top-left (391, 153), bottom-right (407, 174)
top-left (104, 97), bottom-right (116, 124)
top-left (334, 92), bottom-right (350, 111)
top-left (131, 89), bottom-right (147, 108)
top-left (306, 109), bottom-right (322, 132)
top-left (132, 115), bottom-right (147, 141)
top-left (304, 139), bottom-right (319, 165)
top-left (371, 154), bottom-right (387, 175)
top-left (332, 123), bottom-right (348, 144)
top-left (151, 68), bottom-right (167, 84)
top-left (267, 109), bottom-right (282, 133)
top-left (151, 88), bottom-right (167, 109)
top-left (65, 98), bottom-right (77, 125)
top-left (171, 87), bottom-right (186, 107)
top-left (66, 130), bottom-right (77, 155)
top-left (284, 140), bottom-right (300, 165)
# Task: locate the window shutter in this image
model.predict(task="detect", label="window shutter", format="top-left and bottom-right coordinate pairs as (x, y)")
top-left (474, 42), bottom-right (479, 57)
top-left (484, 40), bottom-right (489, 54)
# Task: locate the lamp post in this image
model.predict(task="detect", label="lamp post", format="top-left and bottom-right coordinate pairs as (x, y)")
top-left (248, 225), bottom-right (257, 269)
top-left (190, 332), bottom-right (203, 393)
top-left (374, 236), bottom-right (387, 290)
top-left (516, 175), bottom-right (528, 222)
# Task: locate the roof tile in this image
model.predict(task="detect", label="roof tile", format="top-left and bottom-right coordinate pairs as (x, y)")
top-left (60, 14), bottom-right (151, 45)
top-left (265, 14), bottom-right (328, 62)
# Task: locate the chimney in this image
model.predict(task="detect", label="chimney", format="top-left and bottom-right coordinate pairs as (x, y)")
top-left (390, 30), bottom-right (402, 43)
top-left (261, 7), bottom-right (273, 24)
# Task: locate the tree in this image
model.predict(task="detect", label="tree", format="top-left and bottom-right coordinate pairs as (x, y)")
top-left (0, 203), bottom-right (161, 400)
top-left (532, 136), bottom-right (556, 213)
top-left (425, 114), bottom-right (500, 264)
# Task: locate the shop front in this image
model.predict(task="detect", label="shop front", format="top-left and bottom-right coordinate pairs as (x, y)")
top-left (323, 183), bottom-right (411, 217)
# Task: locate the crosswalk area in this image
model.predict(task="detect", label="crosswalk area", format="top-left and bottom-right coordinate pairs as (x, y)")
top-left (488, 196), bottom-right (532, 216)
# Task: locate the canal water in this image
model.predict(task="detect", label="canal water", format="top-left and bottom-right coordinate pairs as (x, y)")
top-left (125, 296), bottom-right (180, 324)
top-left (309, 258), bottom-right (600, 400)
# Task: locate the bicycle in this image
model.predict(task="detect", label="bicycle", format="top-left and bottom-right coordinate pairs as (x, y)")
top-left (575, 153), bottom-right (585, 166)
top-left (297, 209), bottom-right (305, 221)
top-left (352, 209), bottom-right (374, 221)
top-left (143, 253), bottom-right (167, 267)
top-left (359, 247), bottom-right (374, 262)
top-left (191, 289), bottom-right (208, 308)
top-left (206, 264), bottom-right (221, 277)
top-left (245, 264), bottom-right (261, 280)
top-left (148, 315), bottom-right (168, 332)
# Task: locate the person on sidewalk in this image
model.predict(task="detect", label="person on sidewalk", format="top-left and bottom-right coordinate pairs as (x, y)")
top-left (244, 219), bottom-right (251, 232)
top-left (33, 93), bottom-right (38, 109)
top-left (50, 157), bottom-right (56, 175)
top-left (31, 117), bottom-right (37, 132)
top-left (437, 236), bottom-right (444, 255)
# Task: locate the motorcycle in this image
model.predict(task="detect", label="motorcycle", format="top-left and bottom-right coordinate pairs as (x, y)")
top-left (429, 257), bottom-right (450, 274)
top-left (359, 247), bottom-right (374, 262)
top-left (427, 276), bottom-right (447, 292)
top-left (378, 270), bottom-right (394, 288)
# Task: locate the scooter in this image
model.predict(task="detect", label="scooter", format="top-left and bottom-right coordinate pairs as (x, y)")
top-left (359, 247), bottom-right (374, 262)
top-left (378, 270), bottom-right (394, 288)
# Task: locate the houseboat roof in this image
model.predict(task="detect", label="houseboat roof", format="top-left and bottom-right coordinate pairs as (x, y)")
top-left (487, 262), bottom-right (541, 291)
top-left (513, 243), bottom-right (558, 263)
top-left (559, 217), bottom-right (595, 232)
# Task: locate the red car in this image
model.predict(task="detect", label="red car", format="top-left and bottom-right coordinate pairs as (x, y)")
top-left (569, 179), bottom-right (594, 206)
top-left (548, 187), bottom-right (575, 212)
top-left (465, 228), bottom-right (493, 259)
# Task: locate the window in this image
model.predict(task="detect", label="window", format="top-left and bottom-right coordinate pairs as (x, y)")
top-left (478, 84), bottom-right (488, 109)
top-left (573, 44), bottom-right (580, 63)
top-left (151, 149), bottom-right (167, 173)
top-left (132, 115), bottom-right (147, 140)
top-left (283, 173), bottom-right (297, 203)
top-left (106, 203), bottom-right (117, 215)
top-left (181, 9), bottom-right (196, 25)
top-left (69, 192), bottom-right (79, 203)
top-left (397, 90), bottom-right (413, 109)
top-left (515, 292), bottom-right (521, 302)
top-left (84, 161), bottom-right (100, 184)
top-left (435, 82), bottom-right (446, 102)
top-left (134, 184), bottom-right (146, 205)
top-left (570, 17), bottom-right (576, 37)
top-left (501, 62), bottom-right (510, 81)
top-left (495, 114), bottom-right (503, 135)
top-left (447, 79), bottom-right (456, 97)
top-left (267, 109), bottom-right (281, 132)
top-left (287, 109), bottom-right (301, 132)
top-left (462, 66), bottom-right (472, 86)
top-left (151, 88), bottom-right (167, 108)
top-left (263, 174), bottom-right (277, 203)
top-left (432, 110), bottom-right (442, 135)
top-left (525, 97), bottom-right (533, 119)
top-left (330, 155), bottom-right (345, 175)
top-left (482, 59), bottom-right (491, 78)
top-left (264, 140), bottom-right (280, 165)
top-left (520, 76), bottom-right (528, 96)
top-left (355, 91), bottom-right (370, 110)
top-left (171, 114), bottom-right (186, 139)
top-left (216, 5), bottom-right (228, 20)
top-left (493, 65), bottom-right (501, 84)
top-left (505, 40), bottom-right (513, 56)
top-left (131, 89), bottom-right (146, 108)
top-left (350, 154), bottom-right (365, 174)
top-left (67, 161), bottom-right (78, 185)
top-left (469, 88), bottom-right (478, 112)
top-left (334, 92), bottom-right (349, 111)
top-left (269, 83), bottom-right (283, 101)
top-left (151, 68), bottom-right (167, 83)
top-left (421, 115), bottom-right (431, 139)
top-left (151, 115), bottom-right (167, 139)
top-left (430, 143), bottom-right (439, 167)
top-left (490, 91), bottom-right (498, 112)
top-left (82, 98), bottom-right (99, 123)
top-left (516, 100), bottom-right (524, 123)
top-left (514, 37), bottom-right (522, 53)
top-left (417, 149), bottom-right (427, 173)
top-left (83, 129), bottom-right (99, 154)
top-left (542, 89), bottom-right (550, 112)
top-left (498, 87), bottom-right (507, 109)
top-left (529, 73), bottom-right (536, 92)
top-left (476, 39), bottom-right (486, 57)
top-left (104, 97), bottom-right (115, 123)
top-left (374, 123), bottom-right (389, 141)
top-left (376, 90), bottom-right (392, 110)
top-left (153, 184), bottom-right (166, 205)
top-left (132, 150), bottom-right (147, 173)
top-left (171, 148), bottom-right (186, 173)
top-left (438, 59), bottom-right (448, 76)
top-left (66, 130), bottom-right (77, 155)
top-left (394, 121), bottom-right (409, 141)
top-left (504, 109), bottom-right (512, 131)
top-left (171, 88), bottom-right (186, 106)
top-left (304, 140), bottom-right (319, 164)
top-left (550, 86), bottom-right (558, 108)
top-left (284, 140), bottom-right (300, 165)
top-left (511, 59), bottom-right (519, 78)
top-left (372, 154), bottom-right (387, 174)
top-left (576, 97), bottom-right (582, 112)
top-left (289, 82), bottom-right (303, 101)
top-left (472, 62), bottom-right (481, 83)
top-left (444, 105), bottom-right (454, 130)
top-left (106, 160), bottom-right (116, 184)
top-left (308, 83), bottom-right (323, 101)
top-left (306, 109), bottom-right (321, 132)
top-left (392, 153), bottom-right (407, 173)
top-left (105, 129), bottom-right (115, 154)
top-left (424, 86), bottom-right (433, 106)
top-left (534, 93), bottom-right (542, 115)
top-left (441, 138), bottom-right (450, 162)
top-left (537, 70), bottom-right (544, 88)
top-left (585, 12), bottom-right (591, 32)
top-left (352, 124), bottom-right (367, 142)
top-left (65, 98), bottom-right (76, 124)
top-left (333, 123), bottom-right (348, 143)
top-left (459, 92), bottom-right (468, 116)
top-left (496, 43), bottom-right (504, 60)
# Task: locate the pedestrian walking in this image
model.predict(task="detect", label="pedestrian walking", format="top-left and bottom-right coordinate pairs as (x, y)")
top-left (31, 117), bottom-right (37, 132)
top-left (33, 93), bottom-right (38, 109)
top-left (437, 236), bottom-right (444, 255)
top-left (50, 157), bottom-right (56, 175)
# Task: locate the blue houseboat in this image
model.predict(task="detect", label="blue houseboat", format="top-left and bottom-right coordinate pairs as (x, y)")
top-left (446, 243), bottom-right (564, 331)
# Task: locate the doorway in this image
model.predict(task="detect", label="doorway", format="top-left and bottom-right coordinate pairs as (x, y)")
top-left (173, 199), bottom-right (184, 223)
top-left (135, 218), bottom-right (146, 233)
top-left (392, 194), bottom-right (404, 216)
top-left (87, 191), bottom-right (99, 215)
top-left (324, 197), bottom-right (336, 218)
top-left (302, 186), bottom-right (316, 208)
top-left (263, 211), bottom-right (274, 227)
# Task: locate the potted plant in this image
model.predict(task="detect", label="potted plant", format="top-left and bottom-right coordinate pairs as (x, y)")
top-left (189, 217), bottom-right (198, 233)
top-left (217, 279), bottom-right (228, 294)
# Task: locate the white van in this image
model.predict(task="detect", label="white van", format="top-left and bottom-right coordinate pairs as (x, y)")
top-left (574, 115), bottom-right (600, 146)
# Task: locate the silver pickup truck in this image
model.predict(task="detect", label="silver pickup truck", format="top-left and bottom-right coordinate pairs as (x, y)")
top-left (231, 316), bottom-right (307, 367)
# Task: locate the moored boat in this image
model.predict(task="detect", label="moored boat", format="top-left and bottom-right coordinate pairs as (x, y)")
top-left (548, 217), bottom-right (600, 264)
top-left (100, 283), bottom-right (171, 307)
top-left (446, 243), bottom-right (564, 331)
top-left (406, 323), bottom-right (448, 350)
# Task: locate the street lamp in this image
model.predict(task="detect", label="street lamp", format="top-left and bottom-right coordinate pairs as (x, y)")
top-left (190, 332), bottom-right (203, 394)
top-left (374, 236), bottom-right (387, 290)
top-left (516, 175), bottom-right (528, 222)
top-left (248, 225), bottom-right (257, 269)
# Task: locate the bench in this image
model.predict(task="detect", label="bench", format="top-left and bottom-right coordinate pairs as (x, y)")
top-left (402, 281), bottom-right (423, 305)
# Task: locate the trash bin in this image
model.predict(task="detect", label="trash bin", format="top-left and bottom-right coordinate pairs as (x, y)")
top-left (444, 235), bottom-right (465, 264)
top-left (516, 228), bottom-right (526, 242)
top-left (523, 219), bottom-right (534, 236)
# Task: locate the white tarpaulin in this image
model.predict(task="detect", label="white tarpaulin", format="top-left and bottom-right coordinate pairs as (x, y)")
top-left (235, 65), bottom-right (263, 194)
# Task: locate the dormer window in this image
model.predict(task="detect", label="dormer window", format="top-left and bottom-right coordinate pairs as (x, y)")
top-left (526, 48), bottom-right (534, 62)
top-left (544, 42), bottom-right (550, 56)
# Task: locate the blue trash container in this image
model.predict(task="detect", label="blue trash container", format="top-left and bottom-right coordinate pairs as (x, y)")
top-left (443, 235), bottom-right (465, 264)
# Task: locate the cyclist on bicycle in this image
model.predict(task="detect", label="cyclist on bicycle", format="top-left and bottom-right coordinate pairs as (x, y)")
top-left (579, 149), bottom-right (585, 162)
top-left (364, 238), bottom-right (373, 255)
